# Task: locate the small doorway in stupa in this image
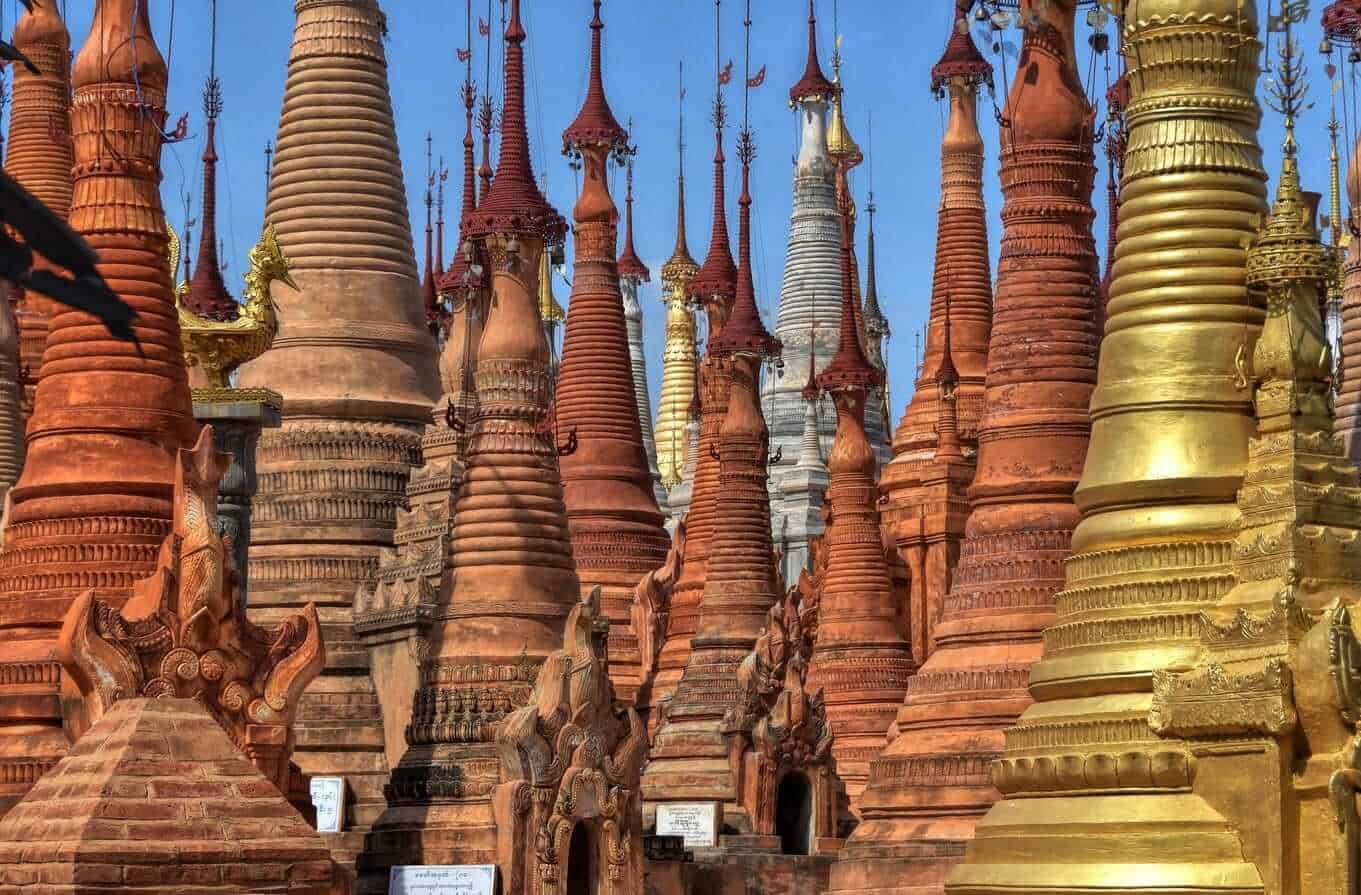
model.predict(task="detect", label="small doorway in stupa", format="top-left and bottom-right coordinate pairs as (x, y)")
top-left (776, 771), bottom-right (814, 855)
top-left (566, 821), bottom-right (597, 895)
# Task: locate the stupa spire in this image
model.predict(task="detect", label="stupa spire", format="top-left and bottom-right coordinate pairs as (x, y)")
top-left (643, 0), bottom-right (783, 829)
top-left (185, 0), bottom-right (238, 323)
top-left (656, 61), bottom-right (701, 492)
top-left (556, 0), bottom-right (670, 707)
top-left (687, 0), bottom-right (737, 325)
top-left (837, 0), bottom-right (1097, 888)
top-left (361, 0), bottom-right (580, 876)
top-left (807, 186), bottom-right (908, 805)
top-left (875, 0), bottom-right (992, 666)
top-left (646, 3), bottom-right (735, 714)
top-left (435, 155), bottom-right (447, 280)
top-left (789, 0), bottom-right (835, 104)
top-left (422, 133), bottom-right (438, 324)
top-left (618, 139), bottom-right (650, 282)
top-left (5, 0), bottom-right (74, 418)
top-left (945, 0), bottom-right (1269, 891)
top-left (235, 0), bottom-right (439, 840)
top-left (0, 0), bottom-right (199, 813)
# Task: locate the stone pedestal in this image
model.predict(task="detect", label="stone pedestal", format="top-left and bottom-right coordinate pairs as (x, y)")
top-left (191, 387), bottom-right (282, 605)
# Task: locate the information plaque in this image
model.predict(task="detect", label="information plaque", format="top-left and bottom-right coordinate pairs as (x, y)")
top-left (308, 776), bottom-right (345, 834)
top-left (655, 802), bottom-right (719, 848)
top-left (388, 865), bottom-right (497, 895)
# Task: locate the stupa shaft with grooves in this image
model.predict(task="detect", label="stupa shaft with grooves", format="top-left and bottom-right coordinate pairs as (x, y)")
top-left (947, 1), bottom-right (1269, 892)
top-left (842, 1), bottom-right (1100, 890)
top-left (765, 2), bottom-right (888, 584)
top-left (358, 0), bottom-right (574, 880)
top-left (879, 0), bottom-right (992, 667)
top-left (236, 0), bottom-right (439, 838)
top-left (0, 0), bottom-right (199, 813)
top-left (556, 1), bottom-right (670, 706)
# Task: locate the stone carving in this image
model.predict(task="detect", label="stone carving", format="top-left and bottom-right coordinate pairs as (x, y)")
top-left (57, 427), bottom-right (325, 792)
top-left (721, 587), bottom-right (839, 844)
top-left (631, 519), bottom-right (686, 691)
top-left (495, 587), bottom-right (646, 895)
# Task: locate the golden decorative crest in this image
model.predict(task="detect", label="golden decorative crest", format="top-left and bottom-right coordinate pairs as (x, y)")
top-left (177, 224), bottom-right (296, 388)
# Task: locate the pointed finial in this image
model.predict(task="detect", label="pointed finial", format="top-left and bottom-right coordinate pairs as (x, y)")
top-left (709, 0), bottom-right (779, 359)
top-left (619, 118), bottom-right (651, 283)
top-left (789, 0), bottom-right (835, 105)
top-left (688, 0), bottom-right (738, 316)
top-left (563, 0), bottom-right (629, 152)
top-left (816, 168), bottom-right (883, 392)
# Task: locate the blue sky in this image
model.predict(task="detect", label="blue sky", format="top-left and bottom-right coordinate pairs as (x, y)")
top-left (1, 1), bottom-right (1341, 422)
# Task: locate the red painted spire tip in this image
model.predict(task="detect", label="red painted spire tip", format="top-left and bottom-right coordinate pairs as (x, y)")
top-left (789, 0), bottom-right (835, 104)
top-left (931, 0), bottom-right (992, 93)
top-left (563, 0), bottom-right (628, 151)
top-left (817, 203), bottom-right (882, 391)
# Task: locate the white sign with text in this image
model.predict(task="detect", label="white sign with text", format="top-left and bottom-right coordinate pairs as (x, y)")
top-left (389, 865), bottom-right (497, 895)
top-left (308, 776), bottom-right (345, 834)
top-left (656, 802), bottom-right (719, 848)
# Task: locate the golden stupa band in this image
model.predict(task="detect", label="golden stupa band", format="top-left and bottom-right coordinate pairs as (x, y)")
top-left (948, 2), bottom-right (1361, 894)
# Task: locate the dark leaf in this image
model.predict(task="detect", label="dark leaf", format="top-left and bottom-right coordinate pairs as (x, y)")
top-left (0, 39), bottom-right (40, 75)
top-left (0, 233), bottom-right (34, 282)
top-left (0, 169), bottom-right (99, 277)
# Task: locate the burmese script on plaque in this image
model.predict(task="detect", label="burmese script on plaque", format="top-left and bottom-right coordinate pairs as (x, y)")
top-left (656, 802), bottom-right (719, 848)
top-left (389, 865), bottom-right (497, 895)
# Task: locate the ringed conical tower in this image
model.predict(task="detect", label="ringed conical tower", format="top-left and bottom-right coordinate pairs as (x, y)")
top-left (880, 0), bottom-right (993, 667)
top-left (236, 0), bottom-right (439, 839)
top-left (645, 2), bottom-right (739, 717)
top-left (618, 152), bottom-right (666, 508)
top-left (5, 0), bottom-right (73, 420)
top-left (358, 0), bottom-right (575, 880)
top-left (555, 0), bottom-right (672, 707)
top-left (0, 0), bottom-right (199, 814)
top-left (655, 72), bottom-right (700, 495)
top-left (841, 1), bottom-right (1100, 891)
top-left (643, 12), bottom-right (784, 831)
top-left (806, 181), bottom-right (912, 810)
top-left (946, 1), bottom-right (1270, 892)
top-left (765, 1), bottom-right (888, 585)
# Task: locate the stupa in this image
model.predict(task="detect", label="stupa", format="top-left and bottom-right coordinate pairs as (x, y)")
top-left (836, 0), bottom-right (1100, 890)
top-left (642, 5), bottom-right (785, 845)
top-left (806, 186), bottom-right (912, 808)
top-left (655, 79), bottom-right (700, 493)
top-left (879, 0), bottom-right (992, 666)
top-left (555, 1), bottom-right (672, 707)
top-left (945, 0), bottom-right (1271, 891)
top-left (646, 1), bottom-right (739, 717)
top-left (357, 0), bottom-right (585, 883)
top-left (765, 1), bottom-right (888, 585)
top-left (618, 152), bottom-right (666, 507)
top-left (235, 0), bottom-right (440, 842)
top-left (4, 0), bottom-right (73, 420)
top-left (0, 0), bottom-right (200, 814)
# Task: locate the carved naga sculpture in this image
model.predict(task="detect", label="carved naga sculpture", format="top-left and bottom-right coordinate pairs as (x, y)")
top-left (495, 586), bottom-right (647, 895)
top-left (57, 426), bottom-right (325, 791)
top-left (631, 519), bottom-right (687, 682)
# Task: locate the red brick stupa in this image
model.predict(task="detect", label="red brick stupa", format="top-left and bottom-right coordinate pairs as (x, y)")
top-left (807, 194), bottom-right (912, 810)
top-left (359, 0), bottom-right (577, 878)
top-left (833, 1), bottom-right (1100, 891)
top-left (556, 0), bottom-right (671, 707)
top-left (183, 49), bottom-right (239, 324)
top-left (0, 0), bottom-right (200, 814)
top-left (4, 0), bottom-right (74, 418)
top-left (646, 2), bottom-right (740, 718)
top-left (643, 31), bottom-right (784, 835)
top-left (879, 0), bottom-right (993, 665)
